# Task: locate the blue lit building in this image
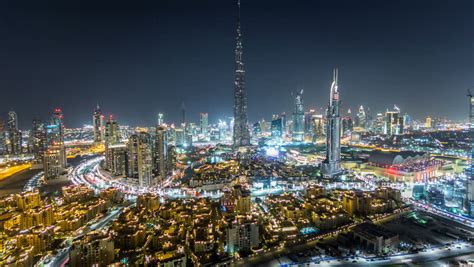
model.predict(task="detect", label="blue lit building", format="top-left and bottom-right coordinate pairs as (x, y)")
top-left (271, 115), bottom-right (284, 139)
top-left (292, 89), bottom-right (304, 142)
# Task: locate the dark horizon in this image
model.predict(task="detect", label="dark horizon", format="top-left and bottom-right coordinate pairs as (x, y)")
top-left (0, 0), bottom-right (472, 129)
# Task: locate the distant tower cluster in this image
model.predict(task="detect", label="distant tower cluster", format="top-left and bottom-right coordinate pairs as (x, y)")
top-left (292, 89), bottom-right (305, 142)
top-left (232, 0), bottom-right (250, 148)
top-left (101, 113), bottom-right (176, 188)
top-left (321, 69), bottom-right (342, 179)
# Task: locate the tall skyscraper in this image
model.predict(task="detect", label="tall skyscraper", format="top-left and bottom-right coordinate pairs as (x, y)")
top-left (0, 119), bottom-right (6, 155)
top-left (104, 115), bottom-right (124, 174)
top-left (374, 113), bottom-right (385, 134)
top-left (154, 125), bottom-right (168, 182)
top-left (128, 132), bottom-right (153, 187)
top-left (44, 108), bottom-right (66, 179)
top-left (356, 105), bottom-right (366, 129)
top-left (292, 89), bottom-right (305, 142)
top-left (200, 112), bottom-right (209, 138)
top-left (137, 132), bottom-right (153, 188)
top-left (271, 115), bottom-right (284, 139)
top-left (7, 111), bottom-right (22, 155)
top-left (181, 102), bottom-right (186, 126)
top-left (403, 113), bottom-right (412, 132)
top-left (384, 106), bottom-right (403, 136)
top-left (7, 111), bottom-right (18, 131)
top-left (29, 119), bottom-right (46, 162)
top-left (51, 108), bottom-right (66, 167)
top-left (321, 69), bottom-right (342, 179)
top-left (341, 116), bottom-right (353, 135)
top-left (466, 91), bottom-right (474, 216)
top-left (232, 0), bottom-right (250, 148)
top-left (157, 113), bottom-right (164, 126)
top-left (104, 116), bottom-right (120, 145)
top-left (93, 105), bottom-right (104, 143)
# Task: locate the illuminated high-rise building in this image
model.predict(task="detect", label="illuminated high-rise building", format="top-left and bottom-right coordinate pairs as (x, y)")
top-left (313, 114), bottom-right (325, 138)
top-left (374, 112), bottom-right (385, 134)
top-left (403, 113), bottom-right (412, 132)
top-left (167, 145), bottom-right (176, 173)
top-left (127, 134), bottom-right (139, 179)
top-left (43, 145), bottom-right (64, 179)
top-left (425, 116), bottom-right (432, 129)
top-left (29, 119), bottom-right (46, 162)
top-left (321, 69), bottom-right (342, 179)
top-left (466, 91), bottom-right (474, 216)
top-left (104, 116), bottom-right (120, 145)
top-left (259, 119), bottom-right (269, 134)
top-left (175, 128), bottom-right (185, 147)
top-left (292, 89), bottom-right (304, 142)
top-left (232, 0), bottom-right (250, 148)
top-left (200, 112), bottom-right (209, 139)
top-left (7, 111), bottom-right (22, 155)
top-left (384, 106), bottom-right (403, 136)
top-left (44, 108), bottom-right (66, 179)
top-left (181, 102), bottom-right (186, 126)
top-left (104, 116), bottom-right (125, 174)
top-left (128, 132), bottom-right (153, 187)
top-left (157, 113), bottom-right (164, 126)
top-left (154, 125), bottom-right (168, 182)
top-left (7, 111), bottom-right (18, 131)
top-left (252, 122), bottom-right (261, 137)
top-left (356, 105), bottom-right (366, 129)
top-left (0, 119), bottom-right (6, 155)
top-left (92, 104), bottom-right (104, 143)
top-left (341, 116), bottom-right (353, 135)
top-left (304, 110), bottom-right (316, 138)
top-left (51, 108), bottom-right (66, 167)
top-left (271, 115), bottom-right (284, 139)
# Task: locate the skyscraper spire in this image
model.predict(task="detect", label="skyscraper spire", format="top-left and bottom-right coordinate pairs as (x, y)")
top-left (181, 101), bottom-right (186, 126)
top-left (237, 0), bottom-right (241, 23)
top-left (330, 68), bottom-right (339, 106)
top-left (233, 0), bottom-right (250, 148)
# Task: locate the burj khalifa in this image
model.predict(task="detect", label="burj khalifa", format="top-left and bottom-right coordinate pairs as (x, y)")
top-left (232, 0), bottom-right (251, 148)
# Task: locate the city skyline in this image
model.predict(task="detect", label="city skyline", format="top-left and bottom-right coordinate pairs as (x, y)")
top-left (1, 1), bottom-right (474, 265)
top-left (0, 0), bottom-right (472, 128)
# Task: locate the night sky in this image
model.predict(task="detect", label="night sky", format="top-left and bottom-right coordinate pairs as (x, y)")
top-left (0, 0), bottom-right (472, 129)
